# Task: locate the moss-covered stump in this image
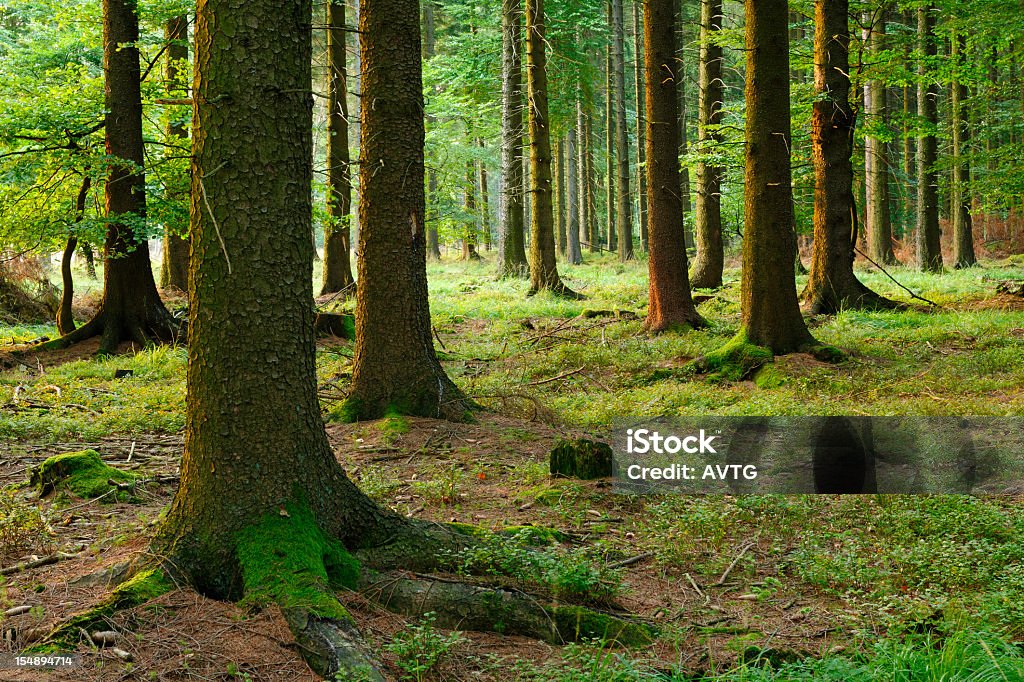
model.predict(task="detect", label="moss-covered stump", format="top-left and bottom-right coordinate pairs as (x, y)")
top-left (29, 450), bottom-right (139, 501)
top-left (314, 312), bottom-right (355, 339)
top-left (549, 439), bottom-right (615, 479)
top-left (688, 333), bottom-right (774, 382)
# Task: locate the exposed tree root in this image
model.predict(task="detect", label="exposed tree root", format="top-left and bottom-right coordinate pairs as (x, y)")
top-left (689, 331), bottom-right (846, 383)
top-left (527, 281), bottom-right (584, 300)
top-left (281, 606), bottom-right (385, 681)
top-left (801, 278), bottom-right (903, 316)
top-left (32, 305), bottom-right (180, 355)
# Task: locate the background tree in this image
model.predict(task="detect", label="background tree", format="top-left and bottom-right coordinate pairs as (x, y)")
top-left (612, 0), bottom-right (632, 260)
top-left (159, 13), bottom-right (189, 293)
top-left (644, 0), bottom-right (704, 332)
top-left (863, 4), bottom-right (897, 265)
top-left (632, 0), bottom-right (648, 252)
top-left (498, 0), bottom-right (528, 277)
top-left (916, 3), bottom-right (942, 272)
top-left (949, 28), bottom-right (977, 268)
top-left (320, 0), bottom-right (355, 295)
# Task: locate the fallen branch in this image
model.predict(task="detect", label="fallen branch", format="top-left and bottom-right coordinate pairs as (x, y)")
top-left (854, 246), bottom-right (941, 308)
top-left (528, 366), bottom-right (586, 386)
top-left (0, 550), bottom-right (82, 576)
top-left (715, 542), bottom-right (755, 586)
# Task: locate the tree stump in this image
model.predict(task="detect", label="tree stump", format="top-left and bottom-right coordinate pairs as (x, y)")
top-left (549, 439), bottom-right (615, 479)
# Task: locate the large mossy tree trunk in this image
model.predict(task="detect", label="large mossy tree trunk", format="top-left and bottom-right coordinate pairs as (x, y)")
top-left (526, 0), bottom-right (577, 297)
top-left (644, 0), bottom-right (705, 333)
top-left (863, 8), bottom-right (898, 266)
top-left (916, 4), bottom-right (943, 273)
top-left (689, 0), bottom-right (725, 289)
top-left (612, 0), bottom-right (632, 261)
top-left (498, 0), bottom-right (529, 277)
top-left (320, 0), bottom-right (356, 295)
top-left (737, 0), bottom-right (816, 353)
top-left (950, 31), bottom-right (977, 269)
top-left (349, 0), bottom-right (469, 420)
top-left (160, 14), bottom-right (190, 294)
top-left (802, 0), bottom-right (895, 314)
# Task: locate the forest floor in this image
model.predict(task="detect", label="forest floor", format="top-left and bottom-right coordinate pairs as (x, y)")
top-left (2, 254), bottom-right (1024, 680)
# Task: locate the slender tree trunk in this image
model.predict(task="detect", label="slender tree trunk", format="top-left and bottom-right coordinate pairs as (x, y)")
top-left (349, 0), bottom-right (468, 418)
top-left (49, 0), bottom-right (178, 354)
top-left (584, 103), bottom-right (598, 252)
top-left (555, 136), bottom-right (567, 257)
top-left (57, 176), bottom-right (92, 336)
top-left (526, 0), bottom-right (576, 296)
top-left (425, 1), bottom-right (442, 260)
top-left (676, 8), bottom-right (693, 249)
top-left (864, 6), bottom-right (897, 265)
top-left (606, 14), bottom-right (616, 253)
top-left (950, 31), bottom-right (976, 268)
top-left (160, 15), bottom-right (189, 293)
top-left (644, 0), bottom-right (704, 332)
top-left (321, 0), bottom-right (355, 294)
top-left (567, 127), bottom-right (583, 264)
top-left (577, 95), bottom-right (590, 253)
top-left (632, 0), bottom-right (648, 251)
top-left (916, 4), bottom-right (942, 272)
top-left (802, 0), bottom-right (894, 314)
top-left (463, 162), bottom-right (481, 260)
top-left (81, 242), bottom-right (97, 279)
top-left (479, 145), bottom-right (491, 251)
top-left (739, 0), bottom-right (816, 352)
top-left (498, 0), bottom-right (529, 276)
top-left (690, 0), bottom-right (724, 289)
top-left (613, 0), bottom-right (632, 260)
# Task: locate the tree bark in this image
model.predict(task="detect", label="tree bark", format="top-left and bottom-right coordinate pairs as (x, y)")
top-left (863, 7), bottom-right (897, 265)
top-left (463, 162), bottom-right (481, 260)
top-left (526, 0), bottom-right (577, 296)
top-left (321, 0), bottom-right (356, 295)
top-left (479, 141), bottom-right (491, 250)
top-left (802, 0), bottom-right (895, 314)
top-left (644, 0), bottom-right (705, 332)
top-left (632, 0), bottom-right (648, 252)
top-left (739, 0), bottom-right (816, 352)
top-left (613, 0), bottom-right (633, 260)
top-left (950, 31), bottom-right (977, 268)
top-left (498, 0), bottom-right (529, 276)
top-left (916, 4), bottom-right (942, 272)
top-left (160, 15), bottom-right (190, 293)
top-left (57, 176), bottom-right (93, 336)
top-left (605, 17), bottom-right (617, 253)
top-left (555, 136), bottom-right (567, 257)
top-left (690, 0), bottom-right (724, 289)
top-left (676, 8), bottom-right (693, 250)
top-left (349, 0), bottom-right (469, 418)
top-left (424, 1), bottom-right (442, 260)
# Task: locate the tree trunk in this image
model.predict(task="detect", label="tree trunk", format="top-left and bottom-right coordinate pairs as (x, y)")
top-left (950, 31), bottom-right (976, 268)
top-left (605, 17), bottom-right (617, 253)
top-left (738, 0), bottom-right (816, 352)
top-left (567, 127), bottom-right (583, 264)
top-left (349, 0), bottom-right (468, 418)
top-left (916, 4), bottom-right (942, 272)
top-left (498, 0), bottom-right (529, 277)
top-left (802, 0), bottom-right (894, 314)
top-left (633, 0), bottom-right (648, 252)
top-left (160, 15), bottom-right (189, 293)
top-left (463, 162), bottom-right (481, 260)
top-left (555, 137), bottom-right (567, 257)
top-left (424, 1), bottom-right (442, 260)
top-left (613, 0), bottom-right (633, 260)
top-left (526, 0), bottom-right (576, 296)
top-left (57, 176), bottom-right (93, 336)
top-left (50, 0), bottom-right (178, 355)
top-left (478, 144), bottom-right (491, 251)
top-left (902, 15), bottom-right (915, 241)
top-left (690, 0), bottom-right (724, 289)
top-left (864, 7), bottom-right (897, 265)
top-left (676, 8), bottom-right (693, 250)
top-left (321, 0), bottom-right (356, 295)
top-left (644, 0), bottom-right (705, 332)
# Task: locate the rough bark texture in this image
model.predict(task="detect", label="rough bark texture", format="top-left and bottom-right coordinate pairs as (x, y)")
top-left (950, 31), bottom-right (977, 268)
top-left (424, 2), bottom-right (442, 260)
top-left (321, 0), bottom-right (356, 295)
top-left (632, 0), bottom-right (648, 252)
top-left (690, 0), bottom-right (724, 289)
top-left (349, 0), bottom-right (468, 419)
top-left (613, 0), bottom-right (633, 260)
top-left (61, 0), bottom-right (177, 355)
top-left (739, 0), bottom-right (815, 352)
top-left (499, 0), bottom-right (529, 277)
top-left (160, 15), bottom-right (190, 293)
top-left (916, 4), bottom-right (942, 272)
top-left (644, 0), bottom-right (705, 332)
top-left (526, 0), bottom-right (576, 296)
top-left (863, 7), bottom-right (897, 265)
top-left (802, 0), bottom-right (895, 314)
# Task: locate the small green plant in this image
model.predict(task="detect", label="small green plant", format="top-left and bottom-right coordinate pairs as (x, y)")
top-left (356, 466), bottom-right (401, 501)
top-left (384, 612), bottom-right (465, 681)
top-left (411, 464), bottom-right (463, 506)
top-left (0, 488), bottom-right (54, 562)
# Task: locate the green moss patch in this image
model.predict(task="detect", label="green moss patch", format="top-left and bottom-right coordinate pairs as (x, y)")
top-left (753, 364), bottom-right (786, 389)
top-left (236, 500), bottom-right (359, 622)
top-left (553, 606), bottom-right (655, 647)
top-left (29, 450), bottom-right (139, 501)
top-left (549, 439), bottom-right (615, 479)
top-left (689, 330), bottom-right (774, 382)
